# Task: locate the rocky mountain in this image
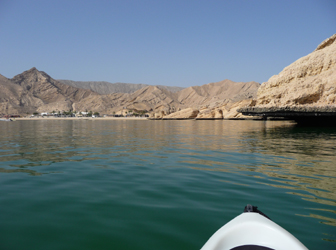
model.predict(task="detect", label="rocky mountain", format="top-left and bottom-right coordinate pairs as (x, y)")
top-left (0, 67), bottom-right (260, 117)
top-left (70, 85), bottom-right (185, 114)
top-left (57, 79), bottom-right (184, 94)
top-left (11, 68), bottom-right (98, 113)
top-left (0, 73), bottom-right (42, 115)
top-left (59, 79), bottom-right (260, 116)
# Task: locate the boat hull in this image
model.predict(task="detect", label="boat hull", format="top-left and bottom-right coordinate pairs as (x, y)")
top-left (201, 212), bottom-right (307, 250)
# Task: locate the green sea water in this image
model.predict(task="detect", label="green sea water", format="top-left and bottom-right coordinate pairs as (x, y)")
top-left (0, 120), bottom-right (335, 250)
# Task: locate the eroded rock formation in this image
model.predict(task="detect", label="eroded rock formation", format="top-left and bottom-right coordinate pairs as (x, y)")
top-left (254, 34), bottom-right (336, 108)
top-left (163, 108), bottom-right (199, 120)
top-left (195, 99), bottom-right (255, 120)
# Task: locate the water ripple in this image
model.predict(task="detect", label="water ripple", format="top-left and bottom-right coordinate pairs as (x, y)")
top-left (0, 120), bottom-right (335, 249)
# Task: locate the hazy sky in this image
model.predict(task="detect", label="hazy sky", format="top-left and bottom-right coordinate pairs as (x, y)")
top-left (1, 0), bottom-right (335, 87)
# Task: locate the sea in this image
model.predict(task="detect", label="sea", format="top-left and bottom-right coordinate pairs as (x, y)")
top-left (0, 119), bottom-right (335, 250)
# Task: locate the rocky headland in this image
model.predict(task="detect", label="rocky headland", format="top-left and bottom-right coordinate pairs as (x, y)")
top-left (239, 34), bottom-right (336, 124)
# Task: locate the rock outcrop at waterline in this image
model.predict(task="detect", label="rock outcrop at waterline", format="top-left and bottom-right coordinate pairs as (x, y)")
top-left (239, 34), bottom-right (336, 121)
top-left (194, 99), bottom-right (255, 120)
top-left (162, 108), bottom-right (199, 119)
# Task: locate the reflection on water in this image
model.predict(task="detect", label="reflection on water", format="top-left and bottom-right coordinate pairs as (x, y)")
top-left (0, 120), bottom-right (335, 248)
top-left (0, 167), bottom-right (43, 176)
top-left (1, 120), bottom-right (336, 206)
top-left (0, 120), bottom-right (267, 163)
top-left (240, 123), bottom-right (336, 207)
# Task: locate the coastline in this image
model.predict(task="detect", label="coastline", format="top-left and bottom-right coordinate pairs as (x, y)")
top-left (15, 117), bottom-right (149, 121)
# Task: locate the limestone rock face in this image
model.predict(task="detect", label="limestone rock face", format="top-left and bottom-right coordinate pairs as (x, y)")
top-left (196, 108), bottom-right (222, 119)
top-left (154, 111), bottom-right (166, 119)
top-left (0, 73), bottom-right (43, 115)
top-left (221, 100), bottom-right (254, 119)
top-left (163, 108), bottom-right (199, 119)
top-left (255, 34), bottom-right (336, 107)
top-left (196, 99), bottom-right (254, 119)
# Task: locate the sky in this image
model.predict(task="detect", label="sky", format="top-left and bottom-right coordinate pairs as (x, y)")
top-left (0, 0), bottom-right (335, 87)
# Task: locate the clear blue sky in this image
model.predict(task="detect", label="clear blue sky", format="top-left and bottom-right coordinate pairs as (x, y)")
top-left (0, 0), bottom-right (335, 87)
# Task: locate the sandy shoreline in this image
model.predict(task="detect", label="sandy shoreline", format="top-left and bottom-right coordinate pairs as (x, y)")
top-left (14, 117), bottom-right (149, 121)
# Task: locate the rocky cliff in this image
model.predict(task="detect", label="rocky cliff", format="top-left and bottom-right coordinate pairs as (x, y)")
top-left (252, 34), bottom-right (336, 108)
top-left (238, 34), bottom-right (336, 123)
top-left (73, 85), bottom-right (184, 114)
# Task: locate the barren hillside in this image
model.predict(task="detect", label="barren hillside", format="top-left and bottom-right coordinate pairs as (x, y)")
top-left (0, 67), bottom-right (260, 117)
top-left (58, 79), bottom-right (184, 94)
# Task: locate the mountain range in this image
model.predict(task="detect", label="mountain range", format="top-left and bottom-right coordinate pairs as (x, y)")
top-left (57, 80), bottom-right (184, 94)
top-left (3, 34), bottom-right (334, 120)
top-left (0, 67), bottom-right (259, 117)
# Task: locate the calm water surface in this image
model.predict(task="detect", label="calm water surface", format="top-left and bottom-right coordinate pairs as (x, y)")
top-left (0, 120), bottom-right (335, 250)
